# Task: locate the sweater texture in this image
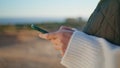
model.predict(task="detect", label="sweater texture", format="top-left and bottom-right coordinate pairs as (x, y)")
top-left (61, 30), bottom-right (119, 68)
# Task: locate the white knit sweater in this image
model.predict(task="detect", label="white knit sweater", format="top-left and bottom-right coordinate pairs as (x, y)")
top-left (61, 30), bottom-right (120, 68)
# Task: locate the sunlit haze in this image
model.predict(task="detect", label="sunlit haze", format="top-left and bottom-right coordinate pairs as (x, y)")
top-left (0, 0), bottom-right (99, 19)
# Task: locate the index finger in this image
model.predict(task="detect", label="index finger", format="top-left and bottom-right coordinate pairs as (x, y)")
top-left (39, 32), bottom-right (57, 40)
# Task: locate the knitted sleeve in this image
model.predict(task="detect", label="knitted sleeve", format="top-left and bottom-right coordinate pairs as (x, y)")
top-left (61, 30), bottom-right (114, 68)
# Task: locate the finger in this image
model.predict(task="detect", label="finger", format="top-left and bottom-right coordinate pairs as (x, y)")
top-left (54, 45), bottom-right (61, 50)
top-left (39, 33), bottom-right (49, 39)
top-left (51, 38), bottom-right (60, 44)
top-left (39, 32), bottom-right (57, 40)
top-left (59, 26), bottom-right (73, 31)
top-left (51, 39), bottom-right (62, 50)
top-left (60, 50), bottom-right (64, 56)
top-left (61, 46), bottom-right (66, 56)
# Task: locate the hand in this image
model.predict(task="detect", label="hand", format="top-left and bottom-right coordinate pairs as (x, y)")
top-left (39, 26), bottom-right (74, 56)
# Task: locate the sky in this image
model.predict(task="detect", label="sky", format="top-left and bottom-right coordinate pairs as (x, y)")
top-left (0, 0), bottom-right (99, 19)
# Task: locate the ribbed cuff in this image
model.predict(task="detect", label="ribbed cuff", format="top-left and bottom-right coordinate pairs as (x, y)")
top-left (60, 31), bottom-right (107, 68)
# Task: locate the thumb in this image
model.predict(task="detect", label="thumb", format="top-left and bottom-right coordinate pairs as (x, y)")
top-left (39, 32), bottom-right (57, 40)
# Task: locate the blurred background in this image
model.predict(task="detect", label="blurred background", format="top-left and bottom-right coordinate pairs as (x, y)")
top-left (0, 0), bottom-right (99, 68)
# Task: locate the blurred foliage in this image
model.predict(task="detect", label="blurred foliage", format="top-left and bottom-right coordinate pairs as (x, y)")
top-left (0, 18), bottom-right (86, 33)
top-left (36, 23), bottom-right (85, 32)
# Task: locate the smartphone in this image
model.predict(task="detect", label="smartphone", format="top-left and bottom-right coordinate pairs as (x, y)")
top-left (31, 24), bottom-right (48, 34)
